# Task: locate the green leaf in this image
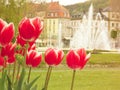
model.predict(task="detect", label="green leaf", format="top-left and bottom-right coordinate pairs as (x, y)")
top-left (41, 88), bottom-right (45, 90)
top-left (28, 75), bottom-right (40, 88)
top-left (7, 75), bottom-right (12, 90)
top-left (15, 68), bottom-right (25, 90)
top-left (31, 85), bottom-right (38, 90)
top-left (0, 70), bottom-right (7, 90)
top-left (24, 75), bottom-right (40, 90)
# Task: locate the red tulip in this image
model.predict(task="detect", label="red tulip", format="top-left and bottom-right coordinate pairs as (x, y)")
top-left (66, 48), bottom-right (91, 70)
top-left (45, 48), bottom-right (64, 66)
top-left (1, 43), bottom-right (16, 64)
top-left (16, 35), bottom-right (26, 47)
top-left (31, 17), bottom-right (43, 39)
top-left (7, 55), bottom-right (15, 64)
top-left (1, 43), bottom-right (16, 58)
top-left (77, 48), bottom-right (91, 69)
top-left (66, 50), bottom-right (80, 70)
top-left (0, 22), bottom-right (14, 47)
top-left (26, 50), bottom-right (42, 67)
top-left (19, 17), bottom-right (43, 42)
top-left (28, 43), bottom-right (36, 51)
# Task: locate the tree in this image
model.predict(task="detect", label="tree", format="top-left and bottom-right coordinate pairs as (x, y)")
top-left (111, 30), bottom-right (117, 39)
top-left (0, 0), bottom-right (27, 37)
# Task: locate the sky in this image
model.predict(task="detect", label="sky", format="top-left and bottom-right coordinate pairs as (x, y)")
top-left (46, 0), bottom-right (88, 5)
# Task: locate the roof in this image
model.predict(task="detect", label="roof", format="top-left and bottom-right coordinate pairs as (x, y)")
top-left (45, 2), bottom-right (70, 18)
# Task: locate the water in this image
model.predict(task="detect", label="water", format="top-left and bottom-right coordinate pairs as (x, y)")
top-left (70, 4), bottom-right (111, 50)
top-left (58, 22), bottom-right (62, 49)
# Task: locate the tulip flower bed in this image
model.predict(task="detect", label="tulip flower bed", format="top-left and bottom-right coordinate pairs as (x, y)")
top-left (0, 16), bottom-right (120, 90)
top-left (0, 17), bottom-right (91, 90)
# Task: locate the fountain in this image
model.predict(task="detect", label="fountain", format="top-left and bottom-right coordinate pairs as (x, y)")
top-left (70, 4), bottom-right (111, 50)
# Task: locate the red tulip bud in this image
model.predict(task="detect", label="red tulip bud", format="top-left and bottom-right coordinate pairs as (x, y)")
top-left (26, 50), bottom-right (42, 67)
top-left (19, 17), bottom-right (43, 42)
top-left (66, 50), bottom-right (80, 70)
top-left (45, 48), bottom-right (64, 66)
top-left (66, 48), bottom-right (91, 70)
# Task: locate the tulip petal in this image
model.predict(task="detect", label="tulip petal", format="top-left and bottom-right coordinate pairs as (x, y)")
top-left (77, 48), bottom-right (86, 61)
top-left (28, 43), bottom-right (36, 51)
top-left (45, 48), bottom-right (58, 66)
top-left (0, 23), bottom-right (14, 46)
top-left (1, 43), bottom-right (16, 57)
top-left (85, 53), bottom-right (91, 61)
top-left (26, 50), bottom-right (41, 67)
top-left (16, 35), bottom-right (27, 47)
top-left (80, 53), bottom-right (91, 69)
top-left (31, 53), bottom-right (42, 67)
top-left (31, 17), bottom-right (43, 39)
top-left (19, 18), bottom-right (35, 41)
top-left (26, 50), bottom-right (36, 66)
top-left (7, 56), bottom-right (15, 64)
top-left (56, 49), bottom-right (64, 65)
top-left (0, 19), bottom-right (6, 32)
top-left (66, 50), bottom-right (80, 70)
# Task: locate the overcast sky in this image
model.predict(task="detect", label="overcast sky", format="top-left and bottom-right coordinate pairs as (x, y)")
top-left (46, 0), bottom-right (88, 5)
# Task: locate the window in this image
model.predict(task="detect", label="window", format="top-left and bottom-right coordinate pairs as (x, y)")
top-left (64, 12), bottom-right (67, 17)
top-left (112, 14), bottom-right (115, 18)
top-left (116, 23), bottom-right (119, 27)
top-left (55, 13), bottom-right (58, 17)
top-left (116, 15), bottom-right (119, 19)
top-left (53, 20), bottom-right (55, 24)
top-left (51, 13), bottom-right (54, 17)
top-left (67, 14), bottom-right (69, 17)
top-left (47, 13), bottom-right (51, 17)
top-left (112, 23), bottom-right (114, 27)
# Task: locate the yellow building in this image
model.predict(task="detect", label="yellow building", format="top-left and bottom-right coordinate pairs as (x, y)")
top-left (44, 1), bottom-right (70, 47)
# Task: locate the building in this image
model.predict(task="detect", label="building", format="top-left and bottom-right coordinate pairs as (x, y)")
top-left (30, 2), bottom-right (120, 49)
top-left (44, 1), bottom-right (70, 47)
top-left (102, 7), bottom-right (120, 49)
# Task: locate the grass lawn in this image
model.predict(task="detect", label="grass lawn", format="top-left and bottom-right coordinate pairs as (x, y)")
top-left (29, 52), bottom-right (120, 90)
top-left (89, 53), bottom-right (120, 65)
top-left (29, 67), bottom-right (120, 90)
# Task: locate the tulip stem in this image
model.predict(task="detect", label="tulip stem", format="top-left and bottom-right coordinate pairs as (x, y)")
top-left (16, 64), bottom-right (21, 82)
top-left (71, 70), bottom-right (76, 90)
top-left (8, 64), bottom-right (11, 76)
top-left (12, 61), bottom-right (16, 84)
top-left (2, 67), bottom-right (4, 77)
top-left (27, 67), bottom-right (32, 83)
top-left (43, 66), bottom-right (52, 90)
